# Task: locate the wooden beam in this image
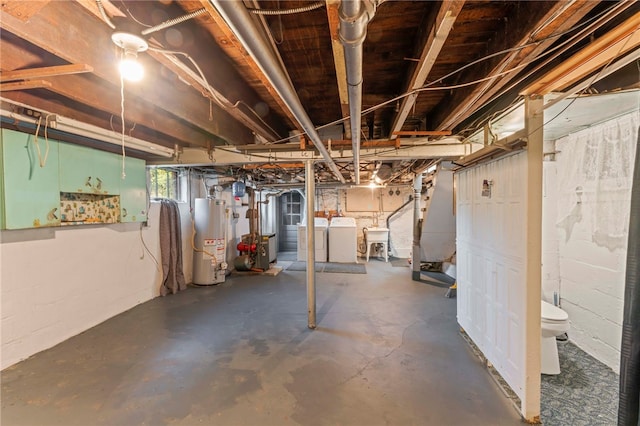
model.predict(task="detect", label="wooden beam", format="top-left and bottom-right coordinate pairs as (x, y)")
top-left (0, 1), bottom-right (50, 21)
top-left (243, 163), bottom-right (304, 170)
top-left (1, 1), bottom-right (254, 146)
top-left (1, 64), bottom-right (93, 82)
top-left (0, 80), bottom-right (52, 91)
top-left (186, 0), bottom-right (301, 132)
top-left (392, 130), bottom-right (452, 136)
top-left (434, 1), bottom-right (601, 131)
top-left (523, 10), bottom-right (640, 95)
top-left (2, 91), bottom-right (178, 151)
top-left (326, 0), bottom-right (351, 138)
top-left (388, 0), bottom-right (464, 138)
top-left (0, 41), bottom-right (214, 148)
top-left (146, 49), bottom-right (281, 142)
top-left (44, 74), bottom-right (216, 148)
top-left (110, 0), bottom-right (291, 142)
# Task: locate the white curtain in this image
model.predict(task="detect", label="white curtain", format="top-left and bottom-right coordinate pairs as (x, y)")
top-left (555, 111), bottom-right (639, 251)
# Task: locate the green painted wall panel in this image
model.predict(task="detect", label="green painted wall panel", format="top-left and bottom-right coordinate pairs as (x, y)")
top-left (59, 143), bottom-right (120, 195)
top-left (0, 130), bottom-right (5, 229)
top-left (1, 129), bottom-right (61, 229)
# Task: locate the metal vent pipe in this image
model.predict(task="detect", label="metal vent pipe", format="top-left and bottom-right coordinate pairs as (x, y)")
top-left (210, 0), bottom-right (345, 184)
top-left (339, 0), bottom-right (378, 185)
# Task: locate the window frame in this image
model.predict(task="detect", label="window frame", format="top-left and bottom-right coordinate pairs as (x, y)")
top-left (148, 167), bottom-right (182, 201)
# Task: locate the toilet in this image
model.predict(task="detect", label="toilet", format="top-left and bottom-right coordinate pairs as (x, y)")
top-left (541, 300), bottom-right (570, 375)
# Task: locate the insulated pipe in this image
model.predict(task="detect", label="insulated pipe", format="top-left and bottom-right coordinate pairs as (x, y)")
top-left (339, 0), bottom-right (378, 185)
top-left (210, 0), bottom-right (345, 184)
top-left (618, 126), bottom-right (640, 425)
top-left (305, 160), bottom-right (317, 329)
top-left (412, 173), bottom-right (423, 281)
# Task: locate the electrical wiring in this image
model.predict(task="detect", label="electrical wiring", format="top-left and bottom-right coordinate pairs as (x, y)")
top-left (147, 45), bottom-right (281, 141)
top-left (539, 23), bottom-right (639, 133)
top-left (139, 222), bottom-right (161, 272)
top-left (190, 214), bottom-right (218, 267)
top-left (121, 1), bottom-right (151, 28)
top-left (450, 1), bottom-right (635, 133)
top-left (247, 2), bottom-right (325, 15)
top-left (31, 115), bottom-right (51, 168)
top-left (265, 1), bottom-right (627, 146)
top-left (119, 69), bottom-right (127, 179)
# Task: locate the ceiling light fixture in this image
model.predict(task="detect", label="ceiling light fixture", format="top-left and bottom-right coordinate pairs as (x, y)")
top-left (111, 31), bottom-right (148, 82)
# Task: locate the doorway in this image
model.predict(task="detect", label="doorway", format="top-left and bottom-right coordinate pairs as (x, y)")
top-left (277, 191), bottom-right (303, 252)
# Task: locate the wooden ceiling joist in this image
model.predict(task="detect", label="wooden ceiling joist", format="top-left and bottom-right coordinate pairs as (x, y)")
top-left (326, 0), bottom-right (351, 138)
top-left (523, 10), bottom-right (640, 95)
top-left (2, 1), bottom-right (255, 146)
top-left (388, 0), bottom-right (464, 139)
top-left (189, 0), bottom-right (302, 132)
top-left (435, 0), bottom-right (601, 131)
top-left (392, 131), bottom-right (452, 136)
top-left (0, 64), bottom-right (93, 83)
top-left (0, 80), bottom-right (51, 91)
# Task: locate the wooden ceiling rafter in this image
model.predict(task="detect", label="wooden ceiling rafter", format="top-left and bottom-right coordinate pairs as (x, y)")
top-left (434, 0), bottom-right (601, 131)
top-left (5, 0), bottom-right (255, 147)
top-left (0, 64), bottom-right (93, 82)
top-left (145, 47), bottom-right (282, 143)
top-left (523, 10), bottom-right (640, 95)
top-left (190, 0), bottom-right (302, 133)
top-left (388, 0), bottom-right (465, 139)
top-left (0, 80), bottom-right (52, 91)
top-left (1, 91), bottom-right (180, 152)
top-left (0, 39), bottom-right (213, 148)
top-left (326, 0), bottom-right (350, 138)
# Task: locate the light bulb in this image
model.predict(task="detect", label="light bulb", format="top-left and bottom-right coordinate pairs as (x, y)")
top-left (119, 57), bottom-right (144, 82)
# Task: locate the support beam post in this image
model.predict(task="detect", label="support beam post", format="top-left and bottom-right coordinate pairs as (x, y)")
top-left (412, 173), bottom-right (423, 281)
top-left (305, 160), bottom-right (317, 329)
top-left (522, 95), bottom-right (543, 422)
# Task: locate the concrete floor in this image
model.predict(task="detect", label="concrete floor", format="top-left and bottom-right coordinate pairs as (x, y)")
top-left (1, 257), bottom-right (522, 426)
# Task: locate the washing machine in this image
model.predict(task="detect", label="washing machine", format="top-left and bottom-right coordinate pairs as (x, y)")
top-left (328, 217), bottom-right (358, 263)
top-left (297, 217), bottom-right (329, 262)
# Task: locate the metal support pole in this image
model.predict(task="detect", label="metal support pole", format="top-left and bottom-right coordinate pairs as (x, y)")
top-left (305, 160), bottom-right (317, 329)
top-left (412, 173), bottom-right (423, 281)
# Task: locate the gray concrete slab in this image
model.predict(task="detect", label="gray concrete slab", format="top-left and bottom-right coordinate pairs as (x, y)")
top-left (2, 258), bottom-right (522, 425)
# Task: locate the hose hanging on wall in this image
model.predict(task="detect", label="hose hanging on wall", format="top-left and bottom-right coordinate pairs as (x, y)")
top-left (618, 125), bottom-right (640, 426)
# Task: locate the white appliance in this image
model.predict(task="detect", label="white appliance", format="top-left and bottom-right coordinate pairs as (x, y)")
top-left (297, 217), bottom-right (329, 262)
top-left (328, 217), bottom-right (358, 263)
top-left (193, 198), bottom-right (227, 285)
top-left (365, 227), bottom-right (389, 262)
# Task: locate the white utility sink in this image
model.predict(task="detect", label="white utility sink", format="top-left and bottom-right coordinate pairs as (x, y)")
top-left (365, 227), bottom-right (389, 262)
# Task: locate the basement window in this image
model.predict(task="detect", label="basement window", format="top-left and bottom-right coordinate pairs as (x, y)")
top-left (149, 167), bottom-right (181, 201)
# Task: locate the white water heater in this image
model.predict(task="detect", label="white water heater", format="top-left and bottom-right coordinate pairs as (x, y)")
top-left (193, 198), bottom-right (227, 285)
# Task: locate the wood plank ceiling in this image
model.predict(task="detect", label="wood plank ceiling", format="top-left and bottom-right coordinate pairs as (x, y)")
top-left (1, 0), bottom-right (638, 185)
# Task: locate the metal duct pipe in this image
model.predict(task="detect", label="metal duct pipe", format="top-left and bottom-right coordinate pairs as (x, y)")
top-left (339, 0), bottom-right (378, 185)
top-left (210, 0), bottom-right (345, 184)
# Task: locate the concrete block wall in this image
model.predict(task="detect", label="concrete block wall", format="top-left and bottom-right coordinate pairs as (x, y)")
top-left (0, 202), bottom-right (193, 370)
top-left (543, 111), bottom-right (639, 372)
